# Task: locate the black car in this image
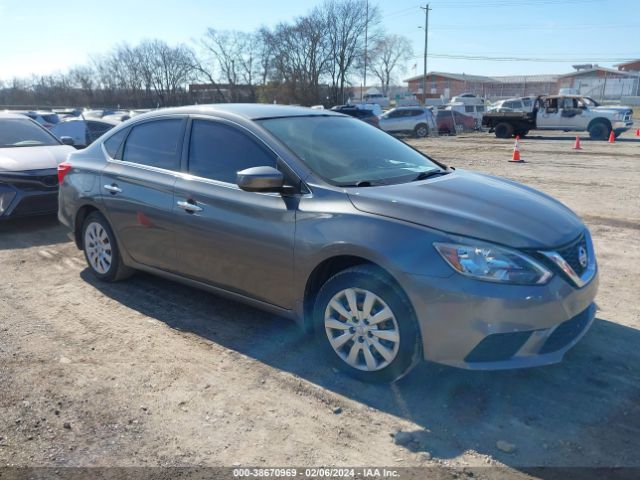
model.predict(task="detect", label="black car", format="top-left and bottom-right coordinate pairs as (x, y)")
top-left (330, 106), bottom-right (379, 128)
top-left (0, 113), bottom-right (75, 219)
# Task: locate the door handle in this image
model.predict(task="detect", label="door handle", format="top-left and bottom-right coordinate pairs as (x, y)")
top-left (177, 200), bottom-right (203, 213)
top-left (103, 184), bottom-right (122, 194)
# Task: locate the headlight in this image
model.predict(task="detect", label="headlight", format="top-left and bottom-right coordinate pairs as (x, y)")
top-left (613, 113), bottom-right (622, 120)
top-left (434, 242), bottom-right (553, 285)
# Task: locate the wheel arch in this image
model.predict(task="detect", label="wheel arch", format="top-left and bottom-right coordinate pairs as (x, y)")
top-left (302, 255), bottom-right (403, 333)
top-left (587, 117), bottom-right (612, 131)
top-left (73, 203), bottom-right (108, 250)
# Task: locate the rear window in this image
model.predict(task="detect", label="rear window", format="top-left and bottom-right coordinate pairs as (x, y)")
top-left (41, 114), bottom-right (60, 124)
top-left (87, 121), bottom-right (115, 143)
top-left (0, 118), bottom-right (60, 148)
top-left (122, 119), bottom-right (183, 170)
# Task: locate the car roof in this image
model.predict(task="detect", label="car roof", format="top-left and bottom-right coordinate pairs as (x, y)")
top-left (0, 112), bottom-right (36, 120)
top-left (60, 117), bottom-right (120, 125)
top-left (135, 103), bottom-right (344, 121)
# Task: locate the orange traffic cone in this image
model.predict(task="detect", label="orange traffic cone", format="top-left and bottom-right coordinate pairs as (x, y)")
top-left (573, 136), bottom-right (582, 150)
top-left (510, 139), bottom-right (523, 162)
top-left (608, 130), bottom-right (615, 143)
top-left (636, 128), bottom-right (640, 137)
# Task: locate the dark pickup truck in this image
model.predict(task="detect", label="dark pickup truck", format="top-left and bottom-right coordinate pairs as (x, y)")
top-left (482, 95), bottom-right (634, 140)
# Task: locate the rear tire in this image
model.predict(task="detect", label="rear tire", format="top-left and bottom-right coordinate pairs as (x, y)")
top-left (414, 123), bottom-right (429, 138)
top-left (82, 211), bottom-right (133, 282)
top-left (494, 122), bottom-right (514, 139)
top-left (313, 265), bottom-right (422, 383)
top-left (588, 122), bottom-right (610, 140)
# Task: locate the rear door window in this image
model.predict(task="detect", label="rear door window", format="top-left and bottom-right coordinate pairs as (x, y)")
top-left (122, 119), bottom-right (184, 171)
top-left (103, 128), bottom-right (128, 159)
top-left (87, 121), bottom-right (115, 144)
top-left (188, 120), bottom-right (277, 184)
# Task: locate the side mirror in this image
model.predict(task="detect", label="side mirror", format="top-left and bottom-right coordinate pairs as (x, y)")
top-left (237, 166), bottom-right (284, 193)
top-left (60, 136), bottom-right (75, 146)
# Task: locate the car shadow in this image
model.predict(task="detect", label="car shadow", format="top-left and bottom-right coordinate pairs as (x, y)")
top-left (81, 270), bottom-right (640, 471)
top-left (0, 215), bottom-right (70, 250)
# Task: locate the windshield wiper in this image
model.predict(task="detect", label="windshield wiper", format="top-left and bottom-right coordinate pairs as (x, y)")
top-left (411, 170), bottom-right (450, 182)
top-left (338, 180), bottom-right (380, 187)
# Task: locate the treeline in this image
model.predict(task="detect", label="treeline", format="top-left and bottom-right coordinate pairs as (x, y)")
top-left (0, 0), bottom-right (413, 109)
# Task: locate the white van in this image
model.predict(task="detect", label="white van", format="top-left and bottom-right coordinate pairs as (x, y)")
top-left (362, 93), bottom-right (390, 109)
top-left (446, 102), bottom-right (485, 129)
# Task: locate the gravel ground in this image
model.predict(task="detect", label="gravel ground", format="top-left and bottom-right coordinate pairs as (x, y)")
top-left (1, 129), bottom-right (639, 479)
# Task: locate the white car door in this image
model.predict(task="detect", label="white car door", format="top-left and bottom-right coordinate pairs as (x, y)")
top-left (537, 98), bottom-right (562, 129)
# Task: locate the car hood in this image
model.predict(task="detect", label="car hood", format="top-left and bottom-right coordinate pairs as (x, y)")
top-left (0, 145), bottom-right (74, 172)
top-left (347, 170), bottom-right (584, 249)
top-left (592, 105), bottom-right (633, 114)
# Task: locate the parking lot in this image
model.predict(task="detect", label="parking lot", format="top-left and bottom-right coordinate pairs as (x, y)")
top-left (1, 130), bottom-right (639, 476)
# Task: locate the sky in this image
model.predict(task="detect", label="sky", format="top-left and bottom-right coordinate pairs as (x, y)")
top-left (0, 0), bottom-right (639, 84)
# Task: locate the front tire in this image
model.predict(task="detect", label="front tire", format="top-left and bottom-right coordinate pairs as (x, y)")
top-left (82, 211), bottom-right (132, 282)
top-left (313, 265), bottom-right (421, 383)
top-left (588, 122), bottom-right (610, 140)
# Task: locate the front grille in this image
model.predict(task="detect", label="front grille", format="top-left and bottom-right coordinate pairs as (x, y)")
top-left (539, 304), bottom-right (594, 354)
top-left (465, 330), bottom-right (532, 363)
top-left (11, 193), bottom-right (58, 216)
top-left (556, 234), bottom-right (588, 276)
top-left (0, 171), bottom-right (58, 191)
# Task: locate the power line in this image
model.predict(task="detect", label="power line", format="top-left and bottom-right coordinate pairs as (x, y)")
top-left (408, 52), bottom-right (639, 63)
top-left (429, 24), bottom-right (638, 31)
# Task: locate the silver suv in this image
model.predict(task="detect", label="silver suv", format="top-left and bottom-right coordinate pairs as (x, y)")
top-left (378, 107), bottom-right (437, 138)
top-left (58, 104), bottom-right (598, 383)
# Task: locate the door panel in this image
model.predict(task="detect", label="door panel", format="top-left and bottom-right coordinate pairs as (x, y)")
top-left (100, 162), bottom-right (177, 271)
top-left (98, 117), bottom-right (186, 271)
top-left (172, 179), bottom-right (296, 308)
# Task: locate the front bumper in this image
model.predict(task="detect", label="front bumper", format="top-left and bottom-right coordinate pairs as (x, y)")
top-left (612, 120), bottom-right (634, 131)
top-left (0, 170), bottom-right (59, 219)
top-left (403, 268), bottom-right (599, 370)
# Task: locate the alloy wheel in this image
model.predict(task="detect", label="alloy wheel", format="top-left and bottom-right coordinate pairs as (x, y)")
top-left (324, 288), bottom-right (400, 371)
top-left (84, 222), bottom-right (113, 274)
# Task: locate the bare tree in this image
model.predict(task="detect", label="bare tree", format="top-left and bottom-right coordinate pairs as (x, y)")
top-left (136, 40), bottom-right (197, 106)
top-left (197, 29), bottom-right (261, 102)
top-left (369, 34), bottom-right (413, 96)
top-left (323, 0), bottom-right (380, 104)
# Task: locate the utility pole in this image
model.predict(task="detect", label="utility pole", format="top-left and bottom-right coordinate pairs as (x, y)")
top-left (363, 0), bottom-right (369, 102)
top-left (420, 4), bottom-right (431, 106)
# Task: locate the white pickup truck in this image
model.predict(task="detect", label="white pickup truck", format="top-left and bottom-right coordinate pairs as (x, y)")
top-left (482, 95), bottom-right (634, 140)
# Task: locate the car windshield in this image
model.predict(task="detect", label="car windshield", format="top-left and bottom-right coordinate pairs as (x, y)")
top-left (0, 119), bottom-right (61, 148)
top-left (583, 97), bottom-right (600, 107)
top-left (258, 115), bottom-right (441, 186)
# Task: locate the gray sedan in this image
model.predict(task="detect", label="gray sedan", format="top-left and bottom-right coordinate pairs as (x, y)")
top-left (57, 104), bottom-right (598, 382)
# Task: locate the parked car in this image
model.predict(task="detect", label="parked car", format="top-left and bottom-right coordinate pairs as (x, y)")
top-left (436, 110), bottom-right (476, 134)
top-left (58, 104), bottom-right (598, 382)
top-left (51, 118), bottom-right (119, 149)
top-left (19, 111), bottom-right (61, 129)
top-left (378, 107), bottom-right (437, 137)
top-left (331, 106), bottom-right (379, 128)
top-left (362, 92), bottom-right (390, 108)
top-left (0, 113), bottom-right (75, 219)
top-left (488, 97), bottom-right (536, 113)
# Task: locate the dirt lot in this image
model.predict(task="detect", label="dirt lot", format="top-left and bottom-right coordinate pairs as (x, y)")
top-left (1, 130), bottom-right (639, 478)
